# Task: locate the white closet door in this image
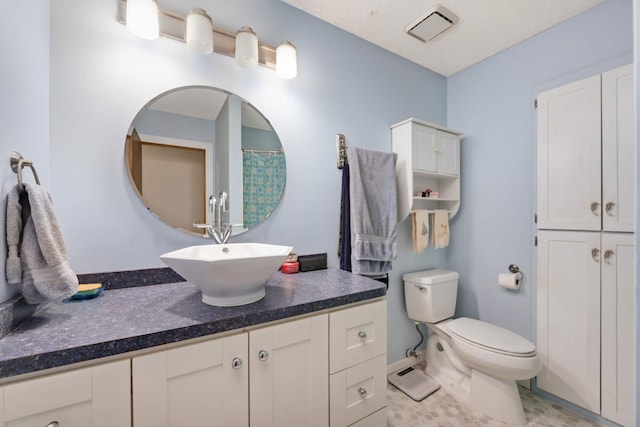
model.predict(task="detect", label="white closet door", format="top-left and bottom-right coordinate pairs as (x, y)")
top-left (601, 233), bottom-right (635, 426)
top-left (536, 230), bottom-right (601, 412)
top-left (537, 75), bottom-right (602, 230)
top-left (602, 64), bottom-right (635, 232)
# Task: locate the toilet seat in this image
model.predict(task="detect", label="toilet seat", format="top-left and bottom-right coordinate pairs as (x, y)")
top-left (447, 317), bottom-right (536, 357)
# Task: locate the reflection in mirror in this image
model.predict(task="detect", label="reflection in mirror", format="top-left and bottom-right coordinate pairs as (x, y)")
top-left (125, 86), bottom-right (286, 237)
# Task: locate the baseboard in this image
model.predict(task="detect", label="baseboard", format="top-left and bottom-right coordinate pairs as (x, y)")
top-left (387, 350), bottom-right (425, 375)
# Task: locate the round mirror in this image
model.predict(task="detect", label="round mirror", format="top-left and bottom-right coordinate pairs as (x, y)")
top-left (125, 86), bottom-right (286, 237)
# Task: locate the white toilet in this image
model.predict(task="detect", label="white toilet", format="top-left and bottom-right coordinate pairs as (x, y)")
top-left (403, 269), bottom-right (540, 425)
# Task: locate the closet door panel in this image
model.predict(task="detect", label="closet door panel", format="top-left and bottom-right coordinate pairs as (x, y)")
top-left (412, 124), bottom-right (438, 173)
top-left (536, 230), bottom-right (601, 412)
top-left (602, 64), bottom-right (635, 232)
top-left (537, 75), bottom-right (601, 230)
top-left (601, 233), bottom-right (635, 426)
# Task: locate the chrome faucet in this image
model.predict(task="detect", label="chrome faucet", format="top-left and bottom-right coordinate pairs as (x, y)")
top-left (193, 191), bottom-right (233, 244)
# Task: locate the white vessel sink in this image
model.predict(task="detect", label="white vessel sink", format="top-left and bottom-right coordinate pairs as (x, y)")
top-left (160, 243), bottom-right (293, 307)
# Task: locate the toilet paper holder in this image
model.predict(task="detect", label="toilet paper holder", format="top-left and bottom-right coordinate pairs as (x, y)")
top-left (508, 264), bottom-right (520, 274)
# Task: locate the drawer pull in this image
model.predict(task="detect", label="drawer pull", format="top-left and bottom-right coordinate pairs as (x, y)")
top-left (46, 422), bottom-right (60, 427)
top-left (358, 387), bottom-right (367, 398)
top-left (232, 357), bottom-right (243, 369)
top-left (358, 331), bottom-right (367, 340)
top-left (258, 350), bottom-right (269, 361)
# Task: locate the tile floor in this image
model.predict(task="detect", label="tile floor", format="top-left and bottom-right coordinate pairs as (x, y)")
top-left (387, 382), bottom-right (602, 427)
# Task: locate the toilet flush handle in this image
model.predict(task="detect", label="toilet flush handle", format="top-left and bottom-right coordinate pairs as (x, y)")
top-left (415, 285), bottom-right (428, 293)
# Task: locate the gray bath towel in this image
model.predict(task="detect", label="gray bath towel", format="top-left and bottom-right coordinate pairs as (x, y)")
top-left (5, 183), bottom-right (78, 304)
top-left (347, 146), bottom-right (398, 275)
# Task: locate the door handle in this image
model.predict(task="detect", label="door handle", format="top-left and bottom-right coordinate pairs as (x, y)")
top-left (591, 248), bottom-right (600, 262)
top-left (605, 202), bottom-right (615, 216)
top-left (590, 202), bottom-right (600, 216)
top-left (603, 250), bottom-right (614, 264)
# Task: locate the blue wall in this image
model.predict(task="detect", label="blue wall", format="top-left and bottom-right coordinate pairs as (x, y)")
top-left (447, 0), bottom-right (633, 343)
top-left (17, 0), bottom-right (448, 364)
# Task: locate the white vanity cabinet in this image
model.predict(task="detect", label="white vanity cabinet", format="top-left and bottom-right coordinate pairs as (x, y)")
top-left (536, 231), bottom-right (635, 424)
top-left (132, 333), bottom-right (249, 427)
top-left (0, 360), bottom-right (131, 427)
top-left (392, 118), bottom-right (462, 221)
top-left (329, 300), bottom-right (387, 427)
top-left (133, 313), bottom-right (328, 427)
top-left (537, 64), bottom-right (634, 232)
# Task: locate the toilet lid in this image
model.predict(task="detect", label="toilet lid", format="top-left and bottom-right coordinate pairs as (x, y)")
top-left (447, 318), bottom-right (536, 357)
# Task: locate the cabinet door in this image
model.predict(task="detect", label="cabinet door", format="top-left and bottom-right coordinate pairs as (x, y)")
top-left (436, 131), bottom-right (459, 176)
top-left (602, 64), bottom-right (635, 232)
top-left (132, 333), bottom-right (248, 427)
top-left (250, 314), bottom-right (328, 427)
top-left (536, 230), bottom-right (601, 412)
top-left (601, 233), bottom-right (635, 426)
top-left (537, 75), bottom-right (602, 230)
top-left (412, 124), bottom-right (438, 173)
top-left (0, 360), bottom-right (130, 427)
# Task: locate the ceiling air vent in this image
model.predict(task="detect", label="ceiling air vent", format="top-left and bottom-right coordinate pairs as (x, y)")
top-left (405, 4), bottom-right (458, 42)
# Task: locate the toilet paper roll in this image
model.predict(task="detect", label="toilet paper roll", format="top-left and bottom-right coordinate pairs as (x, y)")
top-left (498, 272), bottom-right (522, 290)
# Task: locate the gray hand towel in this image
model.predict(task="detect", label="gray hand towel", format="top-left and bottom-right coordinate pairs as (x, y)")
top-left (347, 146), bottom-right (398, 275)
top-left (5, 183), bottom-right (78, 304)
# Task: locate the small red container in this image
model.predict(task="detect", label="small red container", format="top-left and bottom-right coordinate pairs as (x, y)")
top-left (281, 261), bottom-right (300, 274)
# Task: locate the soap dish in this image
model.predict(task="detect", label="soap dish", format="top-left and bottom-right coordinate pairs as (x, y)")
top-left (71, 283), bottom-right (104, 300)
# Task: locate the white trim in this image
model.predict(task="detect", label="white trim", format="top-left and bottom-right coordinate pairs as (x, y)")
top-left (137, 133), bottom-right (214, 225)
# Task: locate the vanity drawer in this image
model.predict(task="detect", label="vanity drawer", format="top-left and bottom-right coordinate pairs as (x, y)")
top-left (329, 354), bottom-right (387, 427)
top-left (349, 407), bottom-right (386, 427)
top-left (330, 300), bottom-right (387, 373)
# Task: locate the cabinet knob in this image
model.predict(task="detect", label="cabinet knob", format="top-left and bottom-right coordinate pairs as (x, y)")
top-left (603, 249), bottom-right (615, 264)
top-left (590, 202), bottom-right (600, 216)
top-left (591, 248), bottom-right (600, 262)
top-left (258, 350), bottom-right (269, 361)
top-left (358, 331), bottom-right (367, 340)
top-left (45, 422), bottom-right (60, 427)
top-left (605, 202), bottom-right (615, 216)
top-left (358, 387), bottom-right (367, 398)
top-left (231, 357), bottom-right (243, 369)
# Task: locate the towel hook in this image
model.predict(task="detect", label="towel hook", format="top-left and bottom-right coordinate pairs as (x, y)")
top-left (336, 134), bottom-right (347, 169)
top-left (10, 151), bottom-right (41, 190)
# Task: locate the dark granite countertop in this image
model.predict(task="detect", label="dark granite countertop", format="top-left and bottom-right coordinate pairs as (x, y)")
top-left (0, 268), bottom-right (385, 381)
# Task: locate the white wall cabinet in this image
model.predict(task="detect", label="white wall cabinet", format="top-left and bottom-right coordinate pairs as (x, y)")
top-left (537, 64), bottom-right (634, 232)
top-left (392, 118), bottom-right (463, 221)
top-left (0, 360), bottom-right (131, 427)
top-left (536, 230), bottom-right (636, 424)
top-left (329, 300), bottom-right (387, 427)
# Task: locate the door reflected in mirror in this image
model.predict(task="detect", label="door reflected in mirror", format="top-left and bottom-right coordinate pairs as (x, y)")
top-left (125, 86), bottom-right (286, 237)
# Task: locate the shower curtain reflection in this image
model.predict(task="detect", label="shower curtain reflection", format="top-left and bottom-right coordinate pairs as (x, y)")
top-left (242, 151), bottom-right (286, 229)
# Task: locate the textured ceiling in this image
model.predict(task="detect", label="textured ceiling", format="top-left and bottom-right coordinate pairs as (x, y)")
top-left (281, 0), bottom-right (606, 76)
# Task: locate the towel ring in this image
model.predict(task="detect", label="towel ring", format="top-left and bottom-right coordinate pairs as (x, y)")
top-left (10, 151), bottom-right (41, 190)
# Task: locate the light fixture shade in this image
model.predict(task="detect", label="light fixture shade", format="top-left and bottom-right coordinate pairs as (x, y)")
top-left (276, 41), bottom-right (297, 79)
top-left (235, 26), bottom-right (259, 68)
top-left (186, 8), bottom-right (213, 54)
top-left (126, 0), bottom-right (159, 40)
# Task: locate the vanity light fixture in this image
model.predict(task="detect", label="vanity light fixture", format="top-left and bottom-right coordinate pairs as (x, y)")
top-left (126, 0), bottom-right (159, 40)
top-left (235, 27), bottom-right (259, 68)
top-left (276, 41), bottom-right (297, 79)
top-left (186, 8), bottom-right (213, 54)
top-left (117, 0), bottom-right (297, 78)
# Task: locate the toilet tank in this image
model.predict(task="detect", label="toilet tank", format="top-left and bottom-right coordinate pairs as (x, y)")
top-left (403, 269), bottom-right (459, 323)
